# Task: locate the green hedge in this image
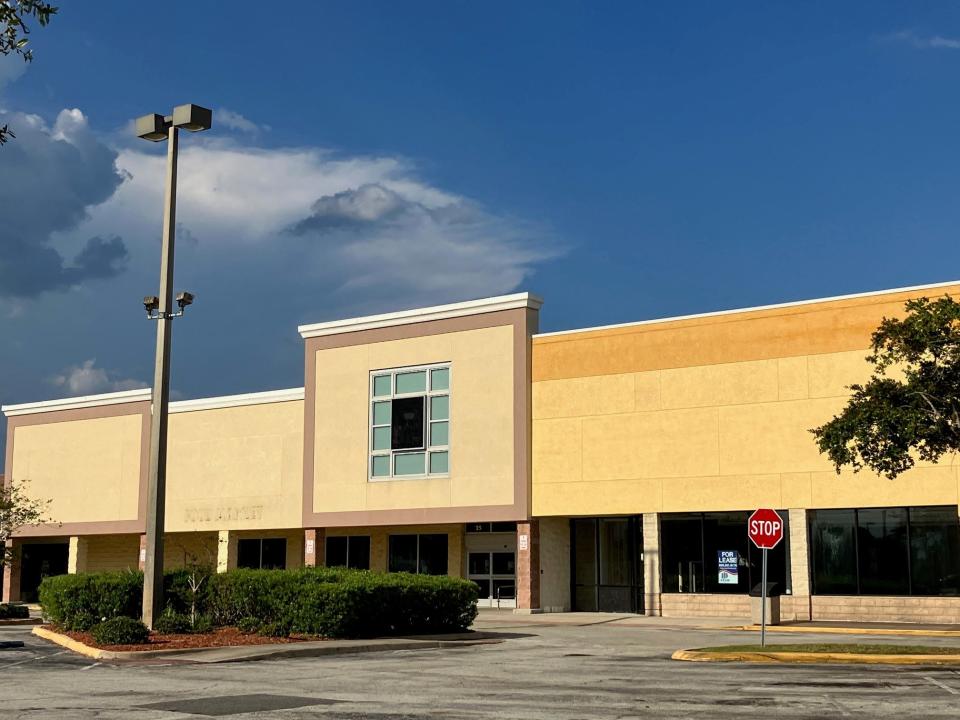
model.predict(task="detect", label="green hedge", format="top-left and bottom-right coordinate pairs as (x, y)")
top-left (38, 567), bottom-right (478, 637)
top-left (0, 602), bottom-right (30, 620)
top-left (38, 571), bottom-right (143, 630)
top-left (208, 568), bottom-right (479, 638)
top-left (92, 616), bottom-right (149, 645)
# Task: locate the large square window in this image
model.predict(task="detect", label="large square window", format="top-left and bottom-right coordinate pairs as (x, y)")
top-left (388, 533), bottom-right (448, 575)
top-left (370, 363), bottom-right (450, 479)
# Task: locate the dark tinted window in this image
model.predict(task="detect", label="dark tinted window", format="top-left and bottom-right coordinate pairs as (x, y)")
top-left (810, 509), bottom-right (857, 594)
top-left (237, 539), bottom-right (261, 569)
top-left (661, 515), bottom-right (703, 593)
top-left (661, 512), bottom-right (787, 594)
top-left (418, 534), bottom-right (448, 575)
top-left (491, 522), bottom-right (518, 533)
top-left (492, 552), bottom-right (515, 575)
top-left (857, 508), bottom-right (908, 595)
top-left (261, 538), bottom-right (286, 569)
top-left (391, 397), bottom-right (424, 450)
top-left (388, 535), bottom-right (418, 573)
top-left (703, 512), bottom-right (750, 594)
top-left (326, 536), bottom-right (348, 567)
top-left (810, 506), bottom-right (959, 596)
top-left (910, 507), bottom-right (960, 596)
top-left (348, 536), bottom-right (371, 570)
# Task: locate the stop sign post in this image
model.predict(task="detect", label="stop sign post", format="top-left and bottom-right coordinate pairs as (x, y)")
top-left (748, 508), bottom-right (784, 647)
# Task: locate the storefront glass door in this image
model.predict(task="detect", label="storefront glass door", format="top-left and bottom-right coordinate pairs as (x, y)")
top-left (571, 517), bottom-right (644, 613)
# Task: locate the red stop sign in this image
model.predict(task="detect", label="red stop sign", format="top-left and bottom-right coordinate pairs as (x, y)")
top-left (748, 508), bottom-right (784, 550)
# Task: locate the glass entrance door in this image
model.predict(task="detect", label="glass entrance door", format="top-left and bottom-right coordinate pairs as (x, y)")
top-left (571, 517), bottom-right (644, 613)
top-left (468, 551), bottom-right (516, 606)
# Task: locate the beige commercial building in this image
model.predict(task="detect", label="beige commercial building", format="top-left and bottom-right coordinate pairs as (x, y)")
top-left (4, 282), bottom-right (960, 623)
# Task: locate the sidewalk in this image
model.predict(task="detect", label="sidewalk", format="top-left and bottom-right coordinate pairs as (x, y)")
top-left (473, 609), bottom-right (749, 629)
top-left (474, 609), bottom-right (960, 637)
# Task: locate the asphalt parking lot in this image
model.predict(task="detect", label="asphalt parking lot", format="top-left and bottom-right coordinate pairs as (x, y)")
top-left (3, 617), bottom-right (960, 719)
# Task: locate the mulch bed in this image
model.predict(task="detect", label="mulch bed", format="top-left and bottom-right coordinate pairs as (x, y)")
top-left (46, 625), bottom-right (319, 652)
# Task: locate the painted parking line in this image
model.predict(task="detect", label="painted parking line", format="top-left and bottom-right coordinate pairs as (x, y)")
top-left (923, 675), bottom-right (959, 696)
top-left (0, 649), bottom-right (69, 670)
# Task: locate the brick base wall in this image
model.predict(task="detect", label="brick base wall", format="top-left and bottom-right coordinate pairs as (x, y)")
top-left (660, 593), bottom-right (751, 618)
top-left (811, 596), bottom-right (960, 624)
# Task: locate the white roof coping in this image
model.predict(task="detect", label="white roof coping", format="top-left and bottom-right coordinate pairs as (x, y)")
top-left (534, 279), bottom-right (960, 340)
top-left (169, 387), bottom-right (304, 414)
top-left (298, 292), bottom-right (543, 339)
top-left (2, 387), bottom-right (304, 418)
top-left (2, 388), bottom-right (151, 417)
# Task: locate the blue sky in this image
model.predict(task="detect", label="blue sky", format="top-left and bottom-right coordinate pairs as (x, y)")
top-left (1, 2), bottom-right (960, 460)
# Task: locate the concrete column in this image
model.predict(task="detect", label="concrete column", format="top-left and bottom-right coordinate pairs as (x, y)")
top-left (515, 520), bottom-right (541, 613)
top-left (138, 534), bottom-right (147, 571)
top-left (2, 539), bottom-right (21, 602)
top-left (642, 512), bottom-right (662, 616)
top-left (788, 508), bottom-right (812, 622)
top-left (216, 530), bottom-right (237, 573)
top-left (304, 528), bottom-right (325, 568)
top-left (67, 536), bottom-right (89, 574)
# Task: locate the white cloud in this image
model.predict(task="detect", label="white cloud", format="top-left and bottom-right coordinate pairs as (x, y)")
top-left (216, 108), bottom-right (268, 134)
top-left (887, 30), bottom-right (960, 50)
top-left (50, 359), bottom-right (148, 396)
top-left (69, 136), bottom-right (559, 307)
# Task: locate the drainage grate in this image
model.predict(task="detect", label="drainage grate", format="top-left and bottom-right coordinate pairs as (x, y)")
top-left (138, 693), bottom-right (337, 716)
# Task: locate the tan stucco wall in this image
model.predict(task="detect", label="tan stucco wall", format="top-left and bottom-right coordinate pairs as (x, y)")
top-left (165, 401), bottom-right (304, 532)
top-left (532, 286), bottom-right (960, 516)
top-left (325, 524), bottom-right (465, 576)
top-left (84, 534), bottom-right (140, 572)
top-left (11, 414), bottom-right (142, 524)
top-left (312, 325), bottom-right (515, 515)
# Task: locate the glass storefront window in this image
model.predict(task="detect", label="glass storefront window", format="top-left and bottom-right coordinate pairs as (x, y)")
top-left (388, 533), bottom-right (448, 575)
top-left (910, 507), bottom-right (960, 596)
top-left (661, 512), bottom-right (788, 595)
top-left (810, 506), bottom-right (960, 596)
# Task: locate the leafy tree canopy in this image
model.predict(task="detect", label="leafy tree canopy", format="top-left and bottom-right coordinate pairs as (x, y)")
top-left (0, 0), bottom-right (57, 146)
top-left (1, 477), bottom-right (52, 565)
top-left (812, 296), bottom-right (960, 479)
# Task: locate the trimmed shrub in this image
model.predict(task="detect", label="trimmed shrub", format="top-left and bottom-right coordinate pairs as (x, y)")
top-left (38, 571), bottom-right (142, 631)
top-left (208, 567), bottom-right (478, 638)
top-left (92, 616), bottom-right (149, 645)
top-left (191, 614), bottom-right (214, 634)
top-left (237, 616), bottom-right (261, 634)
top-left (0, 603), bottom-right (30, 620)
top-left (153, 610), bottom-right (192, 635)
top-left (40, 566), bottom-right (478, 639)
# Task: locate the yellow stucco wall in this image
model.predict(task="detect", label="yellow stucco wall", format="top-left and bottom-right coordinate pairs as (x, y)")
top-left (85, 534), bottom-right (140, 572)
top-left (165, 401), bottom-right (304, 532)
top-left (532, 287), bottom-right (960, 516)
top-left (11, 414), bottom-right (142, 524)
top-left (312, 325), bottom-right (515, 514)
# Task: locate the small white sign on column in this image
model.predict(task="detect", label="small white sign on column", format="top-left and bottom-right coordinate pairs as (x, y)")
top-left (518, 534), bottom-right (529, 551)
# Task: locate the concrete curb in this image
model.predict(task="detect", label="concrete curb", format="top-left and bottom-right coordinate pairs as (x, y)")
top-left (0, 618), bottom-right (41, 627)
top-left (31, 626), bottom-right (501, 663)
top-left (722, 625), bottom-right (960, 638)
top-left (672, 648), bottom-right (960, 665)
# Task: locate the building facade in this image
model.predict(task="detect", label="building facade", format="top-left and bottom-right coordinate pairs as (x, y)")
top-left (4, 283), bottom-right (960, 623)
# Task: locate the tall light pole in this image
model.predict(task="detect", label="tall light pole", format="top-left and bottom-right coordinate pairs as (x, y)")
top-left (134, 104), bottom-right (212, 629)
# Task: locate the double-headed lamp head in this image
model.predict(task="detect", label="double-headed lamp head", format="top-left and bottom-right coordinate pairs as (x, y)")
top-left (135, 104), bottom-right (212, 142)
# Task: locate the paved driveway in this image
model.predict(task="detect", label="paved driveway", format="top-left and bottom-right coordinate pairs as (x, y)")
top-left (3, 618), bottom-right (960, 718)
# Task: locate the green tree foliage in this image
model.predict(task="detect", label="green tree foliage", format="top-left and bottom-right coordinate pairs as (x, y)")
top-left (812, 296), bottom-right (960, 479)
top-left (0, 0), bottom-right (57, 145)
top-left (1, 477), bottom-right (52, 565)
